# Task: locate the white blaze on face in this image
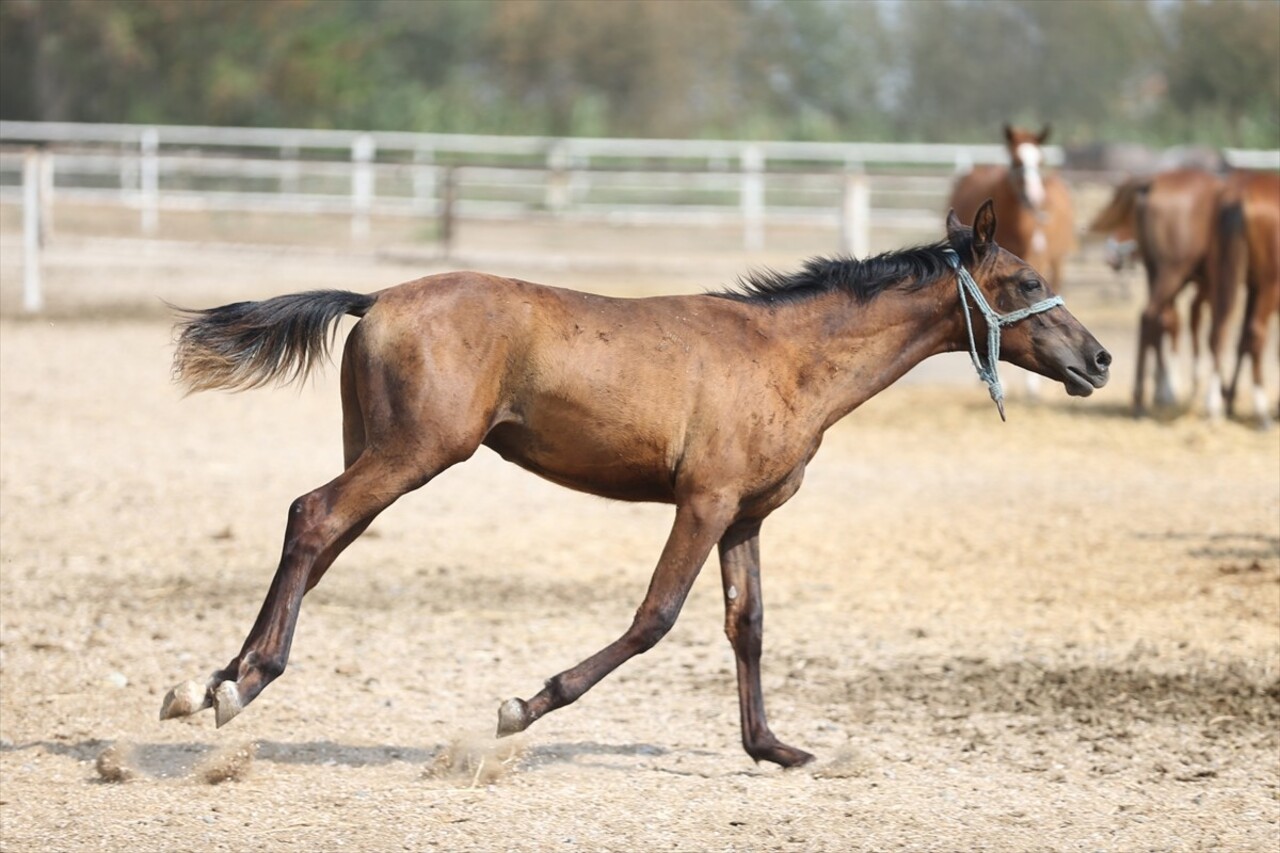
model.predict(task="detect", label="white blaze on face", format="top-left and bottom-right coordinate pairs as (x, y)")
top-left (1015, 142), bottom-right (1046, 209)
top-left (1030, 228), bottom-right (1048, 254)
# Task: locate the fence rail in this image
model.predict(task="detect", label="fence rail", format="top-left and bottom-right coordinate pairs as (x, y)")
top-left (3, 121), bottom-right (991, 258)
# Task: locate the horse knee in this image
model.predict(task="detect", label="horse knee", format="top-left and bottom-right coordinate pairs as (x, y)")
top-left (283, 492), bottom-right (330, 555)
top-left (629, 606), bottom-right (680, 653)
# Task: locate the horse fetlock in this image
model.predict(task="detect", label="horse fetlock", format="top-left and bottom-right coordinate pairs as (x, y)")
top-left (159, 679), bottom-right (213, 720)
top-left (1200, 373), bottom-right (1224, 421)
top-left (214, 681), bottom-right (245, 728)
top-left (496, 698), bottom-right (532, 737)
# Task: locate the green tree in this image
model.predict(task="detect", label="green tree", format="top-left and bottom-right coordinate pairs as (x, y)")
top-left (1162, 0), bottom-right (1280, 147)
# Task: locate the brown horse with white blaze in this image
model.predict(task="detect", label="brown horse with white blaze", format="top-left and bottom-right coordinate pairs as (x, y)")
top-left (159, 202), bottom-right (1110, 768)
top-left (950, 126), bottom-right (1077, 399)
top-left (950, 125), bottom-right (1077, 291)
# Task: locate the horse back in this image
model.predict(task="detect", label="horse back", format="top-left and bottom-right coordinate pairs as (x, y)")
top-left (355, 272), bottom-right (794, 503)
top-left (1139, 169), bottom-right (1224, 267)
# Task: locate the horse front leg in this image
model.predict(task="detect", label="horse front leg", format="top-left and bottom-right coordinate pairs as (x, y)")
top-left (496, 493), bottom-right (735, 738)
top-left (718, 519), bottom-right (813, 768)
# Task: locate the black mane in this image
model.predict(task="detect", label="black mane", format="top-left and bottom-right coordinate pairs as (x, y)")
top-left (714, 239), bottom-right (968, 305)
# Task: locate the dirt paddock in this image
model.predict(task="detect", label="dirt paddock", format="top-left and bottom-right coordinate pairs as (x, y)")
top-left (0, 230), bottom-right (1277, 852)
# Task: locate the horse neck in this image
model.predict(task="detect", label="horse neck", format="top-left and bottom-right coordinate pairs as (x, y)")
top-left (783, 275), bottom-right (964, 429)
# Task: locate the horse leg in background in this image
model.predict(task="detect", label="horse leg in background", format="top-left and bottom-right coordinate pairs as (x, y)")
top-left (497, 494), bottom-right (735, 743)
top-left (1230, 278), bottom-right (1279, 429)
top-left (1207, 200), bottom-right (1247, 420)
top-left (1140, 268), bottom-right (1190, 413)
top-left (1188, 286), bottom-right (1208, 409)
top-left (1157, 304), bottom-right (1183, 409)
top-left (718, 519), bottom-right (813, 768)
top-left (1135, 308), bottom-right (1175, 416)
top-left (1133, 310), bottom-right (1152, 416)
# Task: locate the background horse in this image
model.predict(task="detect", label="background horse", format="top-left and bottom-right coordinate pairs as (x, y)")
top-left (949, 125), bottom-right (1077, 291)
top-left (158, 202), bottom-right (1110, 768)
top-left (1217, 170), bottom-right (1280, 427)
top-left (950, 125), bottom-right (1077, 397)
top-left (1089, 168), bottom-right (1226, 415)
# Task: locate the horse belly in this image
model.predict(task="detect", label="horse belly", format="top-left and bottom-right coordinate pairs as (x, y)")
top-left (482, 410), bottom-right (678, 503)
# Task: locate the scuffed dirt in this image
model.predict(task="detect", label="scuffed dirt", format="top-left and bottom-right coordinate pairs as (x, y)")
top-left (1, 245), bottom-right (1277, 852)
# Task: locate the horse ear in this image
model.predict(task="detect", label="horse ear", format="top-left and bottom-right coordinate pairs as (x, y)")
top-left (972, 199), bottom-right (997, 257)
top-left (1037, 123), bottom-right (1052, 145)
top-left (1003, 124), bottom-right (1015, 145)
top-left (945, 208), bottom-right (966, 247)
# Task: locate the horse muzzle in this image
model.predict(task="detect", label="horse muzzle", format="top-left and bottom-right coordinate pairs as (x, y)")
top-left (1062, 345), bottom-right (1111, 397)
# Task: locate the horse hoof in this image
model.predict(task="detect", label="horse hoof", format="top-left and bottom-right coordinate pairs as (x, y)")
top-left (214, 681), bottom-right (244, 728)
top-left (496, 698), bottom-right (531, 737)
top-left (159, 680), bottom-right (211, 720)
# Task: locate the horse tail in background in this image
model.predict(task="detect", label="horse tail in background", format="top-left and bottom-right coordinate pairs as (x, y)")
top-left (172, 290), bottom-right (378, 394)
top-left (1212, 194), bottom-right (1247, 330)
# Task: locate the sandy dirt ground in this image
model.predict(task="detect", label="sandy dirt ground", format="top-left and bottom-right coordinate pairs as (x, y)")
top-left (0, 229), bottom-right (1277, 852)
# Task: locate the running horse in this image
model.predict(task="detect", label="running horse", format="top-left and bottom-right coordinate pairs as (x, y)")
top-left (159, 203), bottom-right (1110, 767)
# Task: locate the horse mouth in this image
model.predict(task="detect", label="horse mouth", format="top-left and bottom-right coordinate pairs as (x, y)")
top-left (1064, 366), bottom-right (1107, 397)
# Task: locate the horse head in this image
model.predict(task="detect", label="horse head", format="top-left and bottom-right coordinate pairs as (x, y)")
top-left (1003, 124), bottom-right (1051, 211)
top-left (946, 200), bottom-right (1110, 411)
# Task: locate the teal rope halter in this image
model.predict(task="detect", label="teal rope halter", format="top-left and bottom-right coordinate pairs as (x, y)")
top-left (943, 248), bottom-right (1064, 421)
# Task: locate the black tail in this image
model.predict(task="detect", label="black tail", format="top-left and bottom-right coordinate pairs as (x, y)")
top-left (172, 290), bottom-right (377, 393)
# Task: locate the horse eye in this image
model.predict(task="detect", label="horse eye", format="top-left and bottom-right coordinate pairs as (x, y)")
top-left (1019, 279), bottom-right (1043, 295)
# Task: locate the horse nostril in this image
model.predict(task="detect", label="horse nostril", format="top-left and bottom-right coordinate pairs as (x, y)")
top-left (1095, 348), bottom-right (1113, 370)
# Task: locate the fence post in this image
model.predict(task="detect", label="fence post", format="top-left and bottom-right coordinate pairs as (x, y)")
top-left (840, 171), bottom-right (870, 258)
top-left (413, 147), bottom-right (436, 215)
top-left (281, 143), bottom-right (300, 194)
top-left (741, 144), bottom-right (765, 252)
top-left (38, 151), bottom-right (54, 239)
top-left (351, 133), bottom-right (375, 241)
top-left (140, 127), bottom-right (159, 235)
top-left (22, 149), bottom-right (44, 314)
top-left (440, 166), bottom-right (457, 260)
top-left (546, 141), bottom-right (569, 213)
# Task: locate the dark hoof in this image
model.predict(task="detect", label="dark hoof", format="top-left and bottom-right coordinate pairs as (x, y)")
top-left (496, 698), bottom-right (531, 737)
top-left (749, 741), bottom-right (815, 769)
top-left (781, 748), bottom-right (817, 769)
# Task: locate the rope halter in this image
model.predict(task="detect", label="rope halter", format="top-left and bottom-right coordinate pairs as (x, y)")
top-left (943, 248), bottom-right (1064, 421)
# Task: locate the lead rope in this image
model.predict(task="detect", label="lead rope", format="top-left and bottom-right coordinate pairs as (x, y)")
top-left (943, 248), bottom-right (1064, 421)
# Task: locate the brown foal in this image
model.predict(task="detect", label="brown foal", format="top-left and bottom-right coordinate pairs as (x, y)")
top-left (160, 202), bottom-right (1110, 767)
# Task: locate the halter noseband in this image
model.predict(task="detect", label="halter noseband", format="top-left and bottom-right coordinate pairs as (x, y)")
top-left (943, 248), bottom-right (1064, 421)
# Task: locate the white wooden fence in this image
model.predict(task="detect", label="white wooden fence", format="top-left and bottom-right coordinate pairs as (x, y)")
top-left (3, 121), bottom-right (1277, 313)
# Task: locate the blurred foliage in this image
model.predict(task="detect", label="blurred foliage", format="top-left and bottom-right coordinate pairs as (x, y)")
top-left (1, 0), bottom-right (1276, 147)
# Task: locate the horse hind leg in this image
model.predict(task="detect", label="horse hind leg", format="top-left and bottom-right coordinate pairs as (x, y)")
top-left (162, 335), bottom-right (483, 725)
top-left (161, 450), bottom-right (432, 725)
